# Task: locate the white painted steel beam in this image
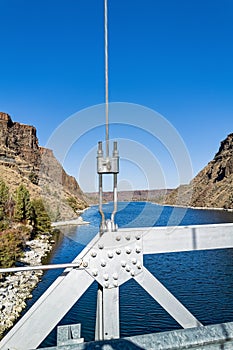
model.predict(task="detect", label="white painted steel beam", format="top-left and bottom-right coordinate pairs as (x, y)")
top-left (0, 234), bottom-right (101, 350)
top-left (0, 269), bottom-right (93, 350)
top-left (95, 285), bottom-right (104, 341)
top-left (134, 267), bottom-right (202, 329)
top-left (139, 223), bottom-right (233, 254)
top-left (103, 286), bottom-right (120, 339)
top-left (95, 285), bottom-right (120, 341)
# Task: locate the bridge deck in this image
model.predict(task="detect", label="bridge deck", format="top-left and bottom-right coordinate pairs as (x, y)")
top-left (39, 321), bottom-right (233, 350)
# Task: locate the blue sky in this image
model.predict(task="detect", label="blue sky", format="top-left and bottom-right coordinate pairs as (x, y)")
top-left (0, 0), bottom-right (233, 191)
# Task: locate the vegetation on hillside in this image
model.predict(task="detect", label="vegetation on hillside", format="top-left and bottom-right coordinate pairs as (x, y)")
top-left (66, 196), bottom-right (87, 213)
top-left (0, 179), bottom-right (52, 268)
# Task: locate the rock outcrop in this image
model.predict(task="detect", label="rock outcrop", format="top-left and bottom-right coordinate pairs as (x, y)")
top-left (165, 133), bottom-right (233, 209)
top-left (0, 112), bottom-right (88, 219)
top-left (0, 113), bottom-right (40, 167)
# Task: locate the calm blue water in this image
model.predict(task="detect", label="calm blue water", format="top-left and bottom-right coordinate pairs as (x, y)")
top-left (22, 202), bottom-right (233, 347)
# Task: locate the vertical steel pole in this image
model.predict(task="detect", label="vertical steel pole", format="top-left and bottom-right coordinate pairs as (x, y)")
top-left (111, 173), bottom-right (118, 224)
top-left (99, 173), bottom-right (105, 234)
top-left (95, 285), bottom-right (104, 340)
top-left (103, 287), bottom-right (120, 339)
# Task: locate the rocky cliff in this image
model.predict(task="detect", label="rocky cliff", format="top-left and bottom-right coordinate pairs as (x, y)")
top-left (0, 112), bottom-right (88, 220)
top-left (165, 133), bottom-right (233, 209)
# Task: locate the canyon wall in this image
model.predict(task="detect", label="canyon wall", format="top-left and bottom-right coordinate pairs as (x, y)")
top-left (0, 112), bottom-right (88, 220)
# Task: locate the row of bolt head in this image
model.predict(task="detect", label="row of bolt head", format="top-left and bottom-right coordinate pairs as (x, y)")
top-left (104, 281), bottom-right (118, 288)
top-left (94, 234), bottom-right (142, 255)
top-left (91, 265), bottom-right (142, 286)
top-left (125, 247), bottom-right (141, 254)
top-left (115, 234), bottom-right (141, 242)
top-left (90, 246), bottom-right (141, 260)
top-left (121, 260), bottom-right (142, 270)
top-left (91, 270), bottom-right (119, 280)
top-left (84, 249), bottom-right (142, 269)
top-left (100, 256), bottom-right (137, 267)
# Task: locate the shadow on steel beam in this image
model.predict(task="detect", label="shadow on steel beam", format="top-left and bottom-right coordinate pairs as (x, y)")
top-left (192, 227), bottom-right (197, 250)
top-left (220, 323), bottom-right (231, 342)
top-left (81, 338), bottom-right (145, 350)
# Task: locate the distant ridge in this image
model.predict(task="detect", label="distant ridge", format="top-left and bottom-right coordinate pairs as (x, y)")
top-left (0, 112), bottom-right (88, 220)
top-left (165, 133), bottom-right (233, 209)
top-left (86, 189), bottom-right (173, 204)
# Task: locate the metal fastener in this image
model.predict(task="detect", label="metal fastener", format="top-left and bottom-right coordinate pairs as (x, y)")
top-left (92, 269), bottom-right (98, 277)
top-left (91, 251), bottom-right (97, 258)
top-left (121, 261), bottom-right (126, 268)
top-left (126, 247), bottom-right (132, 254)
top-left (132, 258), bottom-right (137, 265)
top-left (103, 273), bottom-right (109, 281)
top-left (126, 265), bottom-right (131, 272)
top-left (108, 251), bottom-right (113, 259)
top-left (116, 249), bottom-right (121, 255)
top-left (112, 273), bottom-right (118, 280)
top-left (98, 243), bottom-right (104, 250)
top-left (101, 259), bottom-right (106, 267)
top-left (135, 246), bottom-right (141, 254)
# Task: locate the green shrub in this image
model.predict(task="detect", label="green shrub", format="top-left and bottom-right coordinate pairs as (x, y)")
top-left (14, 184), bottom-right (31, 223)
top-left (0, 179), bottom-right (9, 220)
top-left (0, 229), bottom-right (23, 268)
top-left (31, 199), bottom-right (51, 233)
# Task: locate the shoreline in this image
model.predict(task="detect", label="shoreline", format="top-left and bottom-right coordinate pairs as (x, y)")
top-left (51, 216), bottom-right (90, 227)
top-left (0, 212), bottom-right (90, 339)
top-left (89, 199), bottom-right (233, 213)
top-left (103, 200), bottom-right (233, 213)
top-left (0, 232), bottom-right (55, 339)
top-left (157, 202), bottom-right (233, 213)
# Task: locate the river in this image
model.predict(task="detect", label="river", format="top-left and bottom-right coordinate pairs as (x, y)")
top-left (22, 202), bottom-right (233, 348)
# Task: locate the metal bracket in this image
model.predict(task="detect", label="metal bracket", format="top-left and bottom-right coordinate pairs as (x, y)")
top-left (57, 324), bottom-right (84, 346)
top-left (97, 141), bottom-right (119, 174)
top-left (97, 141), bottom-right (119, 234)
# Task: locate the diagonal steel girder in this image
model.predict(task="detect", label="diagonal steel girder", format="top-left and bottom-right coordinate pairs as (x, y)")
top-left (1, 223), bottom-right (233, 349)
top-left (0, 269), bottom-right (93, 350)
top-left (0, 234), bottom-right (100, 350)
top-left (134, 267), bottom-right (202, 328)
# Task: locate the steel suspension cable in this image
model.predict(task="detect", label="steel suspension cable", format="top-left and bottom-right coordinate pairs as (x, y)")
top-left (105, 0), bottom-right (109, 157)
